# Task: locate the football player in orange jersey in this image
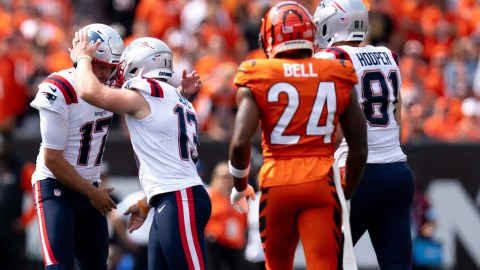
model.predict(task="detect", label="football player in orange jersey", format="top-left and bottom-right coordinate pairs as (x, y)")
top-left (228, 1), bottom-right (368, 269)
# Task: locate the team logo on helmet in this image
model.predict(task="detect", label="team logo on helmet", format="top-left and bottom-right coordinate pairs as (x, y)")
top-left (126, 41), bottom-right (155, 51)
top-left (88, 31), bottom-right (105, 45)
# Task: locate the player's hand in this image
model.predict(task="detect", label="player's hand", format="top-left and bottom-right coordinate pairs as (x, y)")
top-left (90, 186), bottom-right (117, 215)
top-left (230, 185), bottom-right (255, 214)
top-left (72, 29), bottom-right (101, 61)
top-left (180, 69), bottom-right (201, 96)
top-left (124, 203), bottom-right (148, 233)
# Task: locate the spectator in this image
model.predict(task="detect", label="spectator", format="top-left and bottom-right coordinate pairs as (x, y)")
top-left (424, 97), bottom-right (463, 141)
top-left (134, 0), bottom-right (182, 40)
top-left (0, 32), bottom-right (29, 133)
top-left (109, 190), bottom-right (152, 270)
top-left (457, 94), bottom-right (480, 141)
top-left (107, 0), bottom-right (140, 37)
top-left (194, 62), bottom-right (237, 141)
top-left (205, 161), bottom-right (248, 270)
top-left (0, 131), bottom-right (36, 270)
top-left (443, 37), bottom-right (477, 99)
top-left (412, 192), bottom-right (443, 270)
top-left (399, 40), bottom-right (428, 108)
top-left (4, 0), bottom-right (480, 144)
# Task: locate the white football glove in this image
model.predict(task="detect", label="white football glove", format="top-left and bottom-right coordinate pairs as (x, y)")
top-left (230, 185), bottom-right (256, 214)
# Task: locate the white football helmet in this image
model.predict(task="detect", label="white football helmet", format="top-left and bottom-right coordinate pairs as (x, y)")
top-left (116, 37), bottom-right (173, 86)
top-left (71, 23), bottom-right (124, 66)
top-left (71, 23), bottom-right (124, 84)
top-left (313, 0), bottom-right (369, 49)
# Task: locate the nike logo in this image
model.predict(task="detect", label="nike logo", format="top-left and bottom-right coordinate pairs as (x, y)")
top-left (48, 85), bottom-right (57, 92)
top-left (157, 204), bottom-right (166, 213)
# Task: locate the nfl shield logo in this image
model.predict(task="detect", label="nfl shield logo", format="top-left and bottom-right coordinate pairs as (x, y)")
top-left (54, 189), bottom-right (61, 197)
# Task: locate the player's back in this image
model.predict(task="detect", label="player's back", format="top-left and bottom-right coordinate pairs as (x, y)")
top-left (123, 77), bottom-right (203, 201)
top-left (234, 57), bottom-right (358, 187)
top-left (30, 68), bottom-right (114, 184)
top-left (316, 45), bottom-right (407, 165)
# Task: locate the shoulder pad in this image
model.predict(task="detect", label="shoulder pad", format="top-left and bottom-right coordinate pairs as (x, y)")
top-left (324, 47), bottom-right (352, 61)
top-left (41, 74), bottom-right (78, 105)
top-left (234, 60), bottom-right (268, 86)
top-left (123, 77), bottom-right (165, 98)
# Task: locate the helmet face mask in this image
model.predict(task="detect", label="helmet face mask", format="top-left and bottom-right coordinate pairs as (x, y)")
top-left (313, 0), bottom-right (369, 49)
top-left (115, 37), bottom-right (174, 87)
top-left (259, 1), bottom-right (317, 59)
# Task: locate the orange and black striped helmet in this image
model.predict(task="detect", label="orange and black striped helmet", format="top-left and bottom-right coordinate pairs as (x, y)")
top-left (259, 1), bottom-right (317, 59)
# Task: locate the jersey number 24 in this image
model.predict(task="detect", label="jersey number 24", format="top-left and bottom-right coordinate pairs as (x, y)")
top-left (269, 81), bottom-right (336, 145)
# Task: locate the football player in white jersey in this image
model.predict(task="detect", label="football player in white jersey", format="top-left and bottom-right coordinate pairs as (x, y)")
top-left (72, 31), bottom-right (210, 270)
top-left (30, 24), bottom-right (123, 270)
top-left (314, 0), bottom-right (415, 269)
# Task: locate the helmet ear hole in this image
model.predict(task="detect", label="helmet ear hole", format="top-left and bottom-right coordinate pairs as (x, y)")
top-left (129, 68), bottom-right (138, 75)
top-left (322, 25), bottom-right (327, 37)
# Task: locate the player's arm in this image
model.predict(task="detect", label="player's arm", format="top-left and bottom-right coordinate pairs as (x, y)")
top-left (228, 86), bottom-right (257, 212)
top-left (72, 29), bottom-right (150, 119)
top-left (229, 86), bottom-right (258, 191)
top-left (395, 92), bottom-right (403, 143)
top-left (339, 87), bottom-right (368, 199)
top-left (334, 126), bottom-right (344, 150)
top-left (40, 109), bottom-right (116, 215)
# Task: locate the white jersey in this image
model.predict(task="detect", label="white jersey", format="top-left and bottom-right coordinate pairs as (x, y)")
top-left (30, 68), bottom-right (113, 184)
top-left (314, 45), bottom-right (407, 166)
top-left (123, 77), bottom-right (203, 203)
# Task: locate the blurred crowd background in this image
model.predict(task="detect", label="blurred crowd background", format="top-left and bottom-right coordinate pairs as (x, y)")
top-left (1, 0), bottom-right (476, 269)
top-left (1, 0), bottom-right (480, 143)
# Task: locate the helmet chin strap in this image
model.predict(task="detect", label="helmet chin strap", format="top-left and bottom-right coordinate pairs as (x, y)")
top-left (327, 33), bottom-right (339, 48)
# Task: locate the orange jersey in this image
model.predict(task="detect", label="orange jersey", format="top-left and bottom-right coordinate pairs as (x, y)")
top-left (234, 58), bottom-right (357, 187)
top-left (204, 189), bottom-right (247, 249)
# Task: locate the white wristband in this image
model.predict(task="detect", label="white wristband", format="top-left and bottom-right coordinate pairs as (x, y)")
top-left (76, 55), bottom-right (92, 62)
top-left (228, 160), bottom-right (250, 178)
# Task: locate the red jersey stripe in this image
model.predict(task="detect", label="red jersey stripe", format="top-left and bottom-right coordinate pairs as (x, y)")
top-left (176, 190), bottom-right (195, 270)
top-left (186, 187), bottom-right (205, 270)
top-left (146, 78), bottom-right (164, 98)
top-left (34, 182), bottom-right (60, 265)
top-left (44, 75), bottom-right (78, 104)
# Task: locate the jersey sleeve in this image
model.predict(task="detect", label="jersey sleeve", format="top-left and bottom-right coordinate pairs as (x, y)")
top-left (330, 59), bottom-right (358, 86)
top-left (123, 77), bottom-right (165, 98)
top-left (313, 50), bottom-right (337, 60)
top-left (233, 60), bottom-right (258, 87)
top-left (314, 47), bottom-right (358, 84)
top-left (30, 77), bottom-right (72, 116)
top-left (39, 109), bottom-right (69, 150)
